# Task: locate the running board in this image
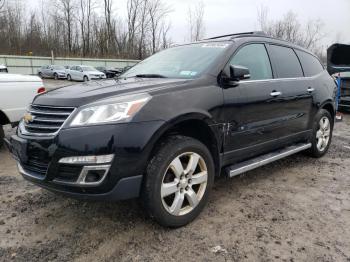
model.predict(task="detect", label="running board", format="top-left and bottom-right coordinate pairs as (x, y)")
top-left (226, 143), bottom-right (312, 178)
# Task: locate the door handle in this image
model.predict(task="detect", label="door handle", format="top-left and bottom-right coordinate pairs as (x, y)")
top-left (307, 87), bottom-right (315, 93)
top-left (270, 91), bottom-right (282, 97)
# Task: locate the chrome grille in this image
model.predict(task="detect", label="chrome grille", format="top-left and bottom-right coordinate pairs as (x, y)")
top-left (23, 105), bottom-right (75, 135)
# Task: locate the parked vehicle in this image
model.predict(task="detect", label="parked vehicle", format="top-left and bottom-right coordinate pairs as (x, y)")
top-left (37, 65), bottom-right (68, 80)
top-left (0, 65), bottom-right (8, 73)
top-left (96, 66), bottom-right (122, 78)
top-left (66, 65), bottom-right (106, 82)
top-left (0, 74), bottom-right (44, 148)
top-left (327, 43), bottom-right (350, 111)
top-left (6, 32), bottom-right (337, 227)
top-left (122, 65), bottom-right (134, 73)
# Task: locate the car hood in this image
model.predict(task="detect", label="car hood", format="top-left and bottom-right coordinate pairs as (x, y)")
top-left (327, 43), bottom-right (350, 75)
top-left (55, 70), bottom-right (67, 74)
top-left (0, 73), bottom-right (42, 82)
top-left (34, 78), bottom-right (189, 107)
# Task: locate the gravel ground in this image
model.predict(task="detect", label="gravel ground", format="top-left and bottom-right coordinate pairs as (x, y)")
top-left (0, 82), bottom-right (350, 261)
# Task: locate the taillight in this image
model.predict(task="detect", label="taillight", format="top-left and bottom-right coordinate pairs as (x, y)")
top-left (37, 87), bottom-right (46, 94)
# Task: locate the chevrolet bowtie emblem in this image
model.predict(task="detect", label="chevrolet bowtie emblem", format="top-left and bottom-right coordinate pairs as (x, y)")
top-left (23, 113), bottom-right (34, 123)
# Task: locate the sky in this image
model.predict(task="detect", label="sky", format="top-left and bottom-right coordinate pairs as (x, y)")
top-left (26, 0), bottom-right (350, 47)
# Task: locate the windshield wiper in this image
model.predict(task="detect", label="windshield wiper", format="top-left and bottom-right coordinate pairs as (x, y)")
top-left (135, 74), bottom-right (167, 78)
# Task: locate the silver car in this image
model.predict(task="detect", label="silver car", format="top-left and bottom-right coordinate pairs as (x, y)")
top-left (38, 65), bottom-right (67, 80)
top-left (66, 65), bottom-right (106, 82)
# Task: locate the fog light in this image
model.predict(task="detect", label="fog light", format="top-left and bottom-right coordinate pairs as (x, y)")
top-left (59, 154), bottom-right (114, 164)
top-left (85, 170), bottom-right (105, 183)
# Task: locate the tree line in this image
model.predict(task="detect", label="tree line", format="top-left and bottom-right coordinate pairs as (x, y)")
top-left (0, 0), bottom-right (330, 62)
top-left (0, 0), bottom-right (173, 59)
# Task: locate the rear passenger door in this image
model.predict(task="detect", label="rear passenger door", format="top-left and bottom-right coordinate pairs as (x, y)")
top-left (267, 44), bottom-right (313, 136)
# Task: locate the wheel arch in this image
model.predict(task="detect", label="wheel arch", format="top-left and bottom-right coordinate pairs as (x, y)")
top-left (0, 110), bottom-right (11, 125)
top-left (147, 113), bottom-right (222, 176)
top-left (320, 101), bottom-right (336, 119)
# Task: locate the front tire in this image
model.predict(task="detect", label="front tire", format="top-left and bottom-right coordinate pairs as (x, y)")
top-left (54, 73), bottom-right (58, 80)
top-left (142, 136), bottom-right (214, 227)
top-left (306, 109), bottom-right (333, 158)
top-left (67, 74), bottom-right (72, 81)
top-left (83, 76), bottom-right (88, 82)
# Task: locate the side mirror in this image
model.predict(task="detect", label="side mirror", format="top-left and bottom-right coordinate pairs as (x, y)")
top-left (221, 65), bottom-right (250, 88)
top-left (230, 65), bottom-right (250, 81)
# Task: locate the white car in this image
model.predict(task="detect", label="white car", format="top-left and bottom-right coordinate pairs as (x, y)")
top-left (66, 65), bottom-right (106, 82)
top-left (0, 74), bottom-right (44, 148)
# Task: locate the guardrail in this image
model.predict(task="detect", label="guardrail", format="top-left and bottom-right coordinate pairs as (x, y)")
top-left (0, 55), bottom-right (140, 75)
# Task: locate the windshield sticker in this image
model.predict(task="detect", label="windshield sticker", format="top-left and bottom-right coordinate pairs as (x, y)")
top-left (180, 71), bottom-right (197, 76)
top-left (201, 43), bottom-right (229, 48)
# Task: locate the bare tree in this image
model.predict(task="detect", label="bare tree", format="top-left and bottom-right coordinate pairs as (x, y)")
top-left (0, 0), bottom-right (172, 59)
top-left (148, 0), bottom-right (170, 54)
top-left (0, 0), bottom-right (5, 12)
top-left (187, 1), bottom-right (205, 42)
top-left (257, 6), bottom-right (324, 54)
top-left (103, 0), bottom-right (115, 54)
top-left (78, 0), bottom-right (96, 56)
top-left (55, 0), bottom-right (76, 55)
top-left (160, 20), bottom-right (171, 49)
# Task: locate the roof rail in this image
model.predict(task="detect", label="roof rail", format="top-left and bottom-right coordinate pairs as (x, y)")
top-left (205, 31), bottom-right (267, 40)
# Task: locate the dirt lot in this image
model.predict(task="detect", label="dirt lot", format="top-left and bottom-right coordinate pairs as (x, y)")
top-left (0, 82), bottom-right (350, 261)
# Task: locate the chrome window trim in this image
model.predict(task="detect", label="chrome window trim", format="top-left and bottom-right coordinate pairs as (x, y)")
top-left (238, 72), bottom-right (322, 84)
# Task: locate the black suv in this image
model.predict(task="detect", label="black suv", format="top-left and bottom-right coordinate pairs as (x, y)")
top-left (6, 32), bottom-right (337, 227)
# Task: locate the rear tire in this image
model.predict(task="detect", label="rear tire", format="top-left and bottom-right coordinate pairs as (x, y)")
top-left (142, 135), bottom-right (214, 227)
top-left (0, 125), bottom-right (4, 149)
top-left (38, 72), bottom-right (43, 78)
top-left (306, 109), bottom-right (333, 158)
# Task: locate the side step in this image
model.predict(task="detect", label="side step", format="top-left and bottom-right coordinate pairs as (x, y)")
top-left (226, 143), bottom-right (311, 178)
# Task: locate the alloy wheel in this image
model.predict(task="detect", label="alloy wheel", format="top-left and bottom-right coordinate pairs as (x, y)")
top-left (161, 152), bottom-right (208, 216)
top-left (316, 116), bottom-right (331, 152)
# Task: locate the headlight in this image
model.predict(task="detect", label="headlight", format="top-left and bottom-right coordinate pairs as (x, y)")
top-left (69, 93), bottom-right (151, 127)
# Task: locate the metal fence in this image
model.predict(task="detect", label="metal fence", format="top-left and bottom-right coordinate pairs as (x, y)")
top-left (0, 55), bottom-right (140, 75)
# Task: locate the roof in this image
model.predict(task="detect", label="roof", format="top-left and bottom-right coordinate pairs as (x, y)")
top-left (200, 31), bottom-right (313, 54)
top-left (0, 65), bottom-right (7, 69)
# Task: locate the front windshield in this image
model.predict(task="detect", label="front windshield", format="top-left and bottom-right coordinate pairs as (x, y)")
top-left (52, 65), bottom-right (65, 70)
top-left (82, 66), bottom-right (96, 71)
top-left (122, 42), bottom-right (230, 79)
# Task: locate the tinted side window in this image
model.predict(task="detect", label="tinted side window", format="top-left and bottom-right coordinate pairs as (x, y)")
top-left (296, 50), bottom-right (324, 77)
top-left (230, 44), bottom-right (272, 80)
top-left (268, 45), bottom-right (303, 78)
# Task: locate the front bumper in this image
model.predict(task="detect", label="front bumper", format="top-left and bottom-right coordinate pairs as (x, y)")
top-left (6, 121), bottom-right (164, 201)
top-left (89, 75), bottom-right (106, 80)
top-left (57, 75), bottom-right (68, 79)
